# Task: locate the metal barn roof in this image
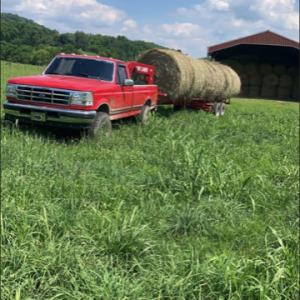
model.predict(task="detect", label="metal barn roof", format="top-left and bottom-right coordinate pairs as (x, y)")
top-left (208, 30), bottom-right (299, 55)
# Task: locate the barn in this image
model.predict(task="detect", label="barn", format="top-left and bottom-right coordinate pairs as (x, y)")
top-left (208, 31), bottom-right (299, 100)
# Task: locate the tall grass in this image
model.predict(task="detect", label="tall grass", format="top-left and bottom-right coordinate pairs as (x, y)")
top-left (1, 61), bottom-right (299, 299)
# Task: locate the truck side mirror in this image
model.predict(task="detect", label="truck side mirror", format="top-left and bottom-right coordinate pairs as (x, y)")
top-left (123, 79), bottom-right (134, 86)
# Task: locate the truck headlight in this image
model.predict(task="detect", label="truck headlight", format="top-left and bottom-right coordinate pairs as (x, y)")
top-left (71, 92), bottom-right (93, 106)
top-left (6, 84), bottom-right (17, 97)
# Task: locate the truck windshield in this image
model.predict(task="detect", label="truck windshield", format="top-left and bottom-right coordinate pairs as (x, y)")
top-left (44, 57), bottom-right (114, 82)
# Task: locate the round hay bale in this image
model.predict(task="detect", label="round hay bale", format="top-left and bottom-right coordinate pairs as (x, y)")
top-left (278, 74), bottom-right (293, 88)
top-left (137, 49), bottom-right (195, 99)
top-left (292, 88), bottom-right (299, 100)
top-left (293, 76), bottom-right (299, 88)
top-left (137, 49), bottom-right (240, 101)
top-left (211, 61), bottom-right (227, 100)
top-left (240, 85), bottom-right (249, 96)
top-left (245, 63), bottom-right (258, 76)
top-left (225, 66), bottom-right (241, 96)
top-left (249, 86), bottom-right (261, 97)
top-left (259, 64), bottom-right (273, 76)
top-left (277, 87), bottom-right (292, 99)
top-left (263, 74), bottom-right (278, 86)
top-left (190, 58), bottom-right (208, 97)
top-left (231, 62), bottom-right (244, 74)
top-left (250, 74), bottom-right (262, 86)
top-left (239, 73), bottom-right (249, 85)
top-left (273, 64), bottom-right (286, 76)
top-left (287, 66), bottom-right (299, 77)
top-left (220, 64), bottom-right (241, 99)
top-left (261, 86), bottom-right (277, 98)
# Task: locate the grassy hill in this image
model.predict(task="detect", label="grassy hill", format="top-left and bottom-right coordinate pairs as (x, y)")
top-left (1, 13), bottom-right (165, 65)
top-left (1, 62), bottom-right (299, 299)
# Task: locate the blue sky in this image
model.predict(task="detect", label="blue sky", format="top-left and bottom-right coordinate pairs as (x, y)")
top-left (2, 0), bottom-right (299, 57)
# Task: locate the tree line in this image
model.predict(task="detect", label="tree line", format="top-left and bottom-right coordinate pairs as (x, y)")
top-left (1, 13), bottom-right (166, 65)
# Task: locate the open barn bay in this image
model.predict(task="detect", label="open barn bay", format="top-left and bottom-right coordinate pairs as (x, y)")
top-left (1, 62), bottom-right (299, 299)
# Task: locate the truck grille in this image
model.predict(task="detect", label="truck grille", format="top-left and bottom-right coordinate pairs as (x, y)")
top-left (16, 85), bottom-right (72, 106)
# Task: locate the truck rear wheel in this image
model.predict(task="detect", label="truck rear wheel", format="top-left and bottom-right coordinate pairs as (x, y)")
top-left (139, 105), bottom-right (150, 125)
top-left (88, 112), bottom-right (112, 137)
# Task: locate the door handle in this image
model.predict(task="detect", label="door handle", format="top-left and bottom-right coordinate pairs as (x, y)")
top-left (128, 89), bottom-right (132, 91)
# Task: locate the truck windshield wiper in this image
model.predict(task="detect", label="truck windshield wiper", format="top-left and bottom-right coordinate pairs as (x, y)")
top-left (46, 72), bottom-right (64, 75)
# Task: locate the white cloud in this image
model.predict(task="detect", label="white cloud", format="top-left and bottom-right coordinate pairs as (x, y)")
top-left (121, 19), bottom-right (137, 31)
top-left (2, 0), bottom-right (127, 32)
top-left (159, 22), bottom-right (201, 37)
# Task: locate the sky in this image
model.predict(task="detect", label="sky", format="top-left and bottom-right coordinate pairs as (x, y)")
top-left (2, 0), bottom-right (300, 58)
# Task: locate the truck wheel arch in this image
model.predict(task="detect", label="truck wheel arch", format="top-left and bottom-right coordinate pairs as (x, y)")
top-left (144, 99), bottom-right (151, 107)
top-left (97, 103), bottom-right (110, 115)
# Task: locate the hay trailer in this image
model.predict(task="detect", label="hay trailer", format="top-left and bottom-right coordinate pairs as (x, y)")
top-left (128, 61), bottom-right (230, 117)
top-left (157, 93), bottom-right (230, 116)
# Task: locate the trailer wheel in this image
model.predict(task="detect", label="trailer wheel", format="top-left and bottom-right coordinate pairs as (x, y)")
top-left (219, 103), bottom-right (226, 116)
top-left (139, 105), bottom-right (150, 125)
top-left (88, 112), bottom-right (112, 137)
top-left (213, 103), bottom-right (221, 117)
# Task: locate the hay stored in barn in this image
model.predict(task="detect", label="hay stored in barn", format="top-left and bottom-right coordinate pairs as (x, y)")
top-left (273, 64), bottom-right (286, 76)
top-left (231, 62), bottom-right (244, 74)
top-left (245, 63), bottom-right (258, 76)
top-left (278, 75), bottom-right (293, 88)
top-left (263, 74), bottom-right (279, 86)
top-left (292, 88), bottom-right (299, 100)
top-left (137, 49), bottom-right (241, 101)
top-left (250, 74), bottom-right (262, 86)
top-left (293, 76), bottom-right (299, 88)
top-left (277, 87), bottom-right (292, 99)
top-left (287, 66), bottom-right (299, 77)
top-left (240, 85), bottom-right (249, 96)
top-left (239, 73), bottom-right (250, 85)
top-left (249, 86), bottom-right (261, 97)
top-left (261, 86), bottom-right (277, 98)
top-left (225, 66), bottom-right (242, 96)
top-left (259, 64), bottom-right (273, 76)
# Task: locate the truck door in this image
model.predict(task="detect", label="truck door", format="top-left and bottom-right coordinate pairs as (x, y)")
top-left (113, 64), bottom-right (133, 114)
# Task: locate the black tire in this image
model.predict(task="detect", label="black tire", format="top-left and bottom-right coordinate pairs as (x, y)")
top-left (219, 102), bottom-right (226, 116)
top-left (173, 104), bottom-right (183, 112)
top-left (213, 102), bottom-right (221, 117)
top-left (139, 105), bottom-right (150, 125)
top-left (88, 112), bottom-right (112, 137)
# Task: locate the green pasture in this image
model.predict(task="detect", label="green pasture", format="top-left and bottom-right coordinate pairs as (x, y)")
top-left (1, 61), bottom-right (299, 299)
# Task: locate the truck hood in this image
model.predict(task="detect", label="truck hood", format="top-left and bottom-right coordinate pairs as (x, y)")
top-left (8, 75), bottom-right (111, 91)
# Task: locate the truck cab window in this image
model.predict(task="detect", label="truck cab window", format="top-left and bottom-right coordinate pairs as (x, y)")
top-left (117, 65), bottom-right (127, 85)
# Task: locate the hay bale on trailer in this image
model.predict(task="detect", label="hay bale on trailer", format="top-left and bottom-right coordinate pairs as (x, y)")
top-left (137, 49), bottom-right (241, 101)
top-left (137, 49), bottom-right (195, 99)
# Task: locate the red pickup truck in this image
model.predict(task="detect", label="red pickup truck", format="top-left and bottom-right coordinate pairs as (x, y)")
top-left (3, 54), bottom-right (158, 135)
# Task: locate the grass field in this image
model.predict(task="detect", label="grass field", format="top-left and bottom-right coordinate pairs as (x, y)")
top-left (1, 62), bottom-right (299, 299)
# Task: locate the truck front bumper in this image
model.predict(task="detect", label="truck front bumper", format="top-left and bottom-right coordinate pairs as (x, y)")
top-left (3, 102), bottom-right (96, 129)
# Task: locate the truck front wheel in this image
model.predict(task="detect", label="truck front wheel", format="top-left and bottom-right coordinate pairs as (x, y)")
top-left (88, 112), bottom-right (112, 137)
